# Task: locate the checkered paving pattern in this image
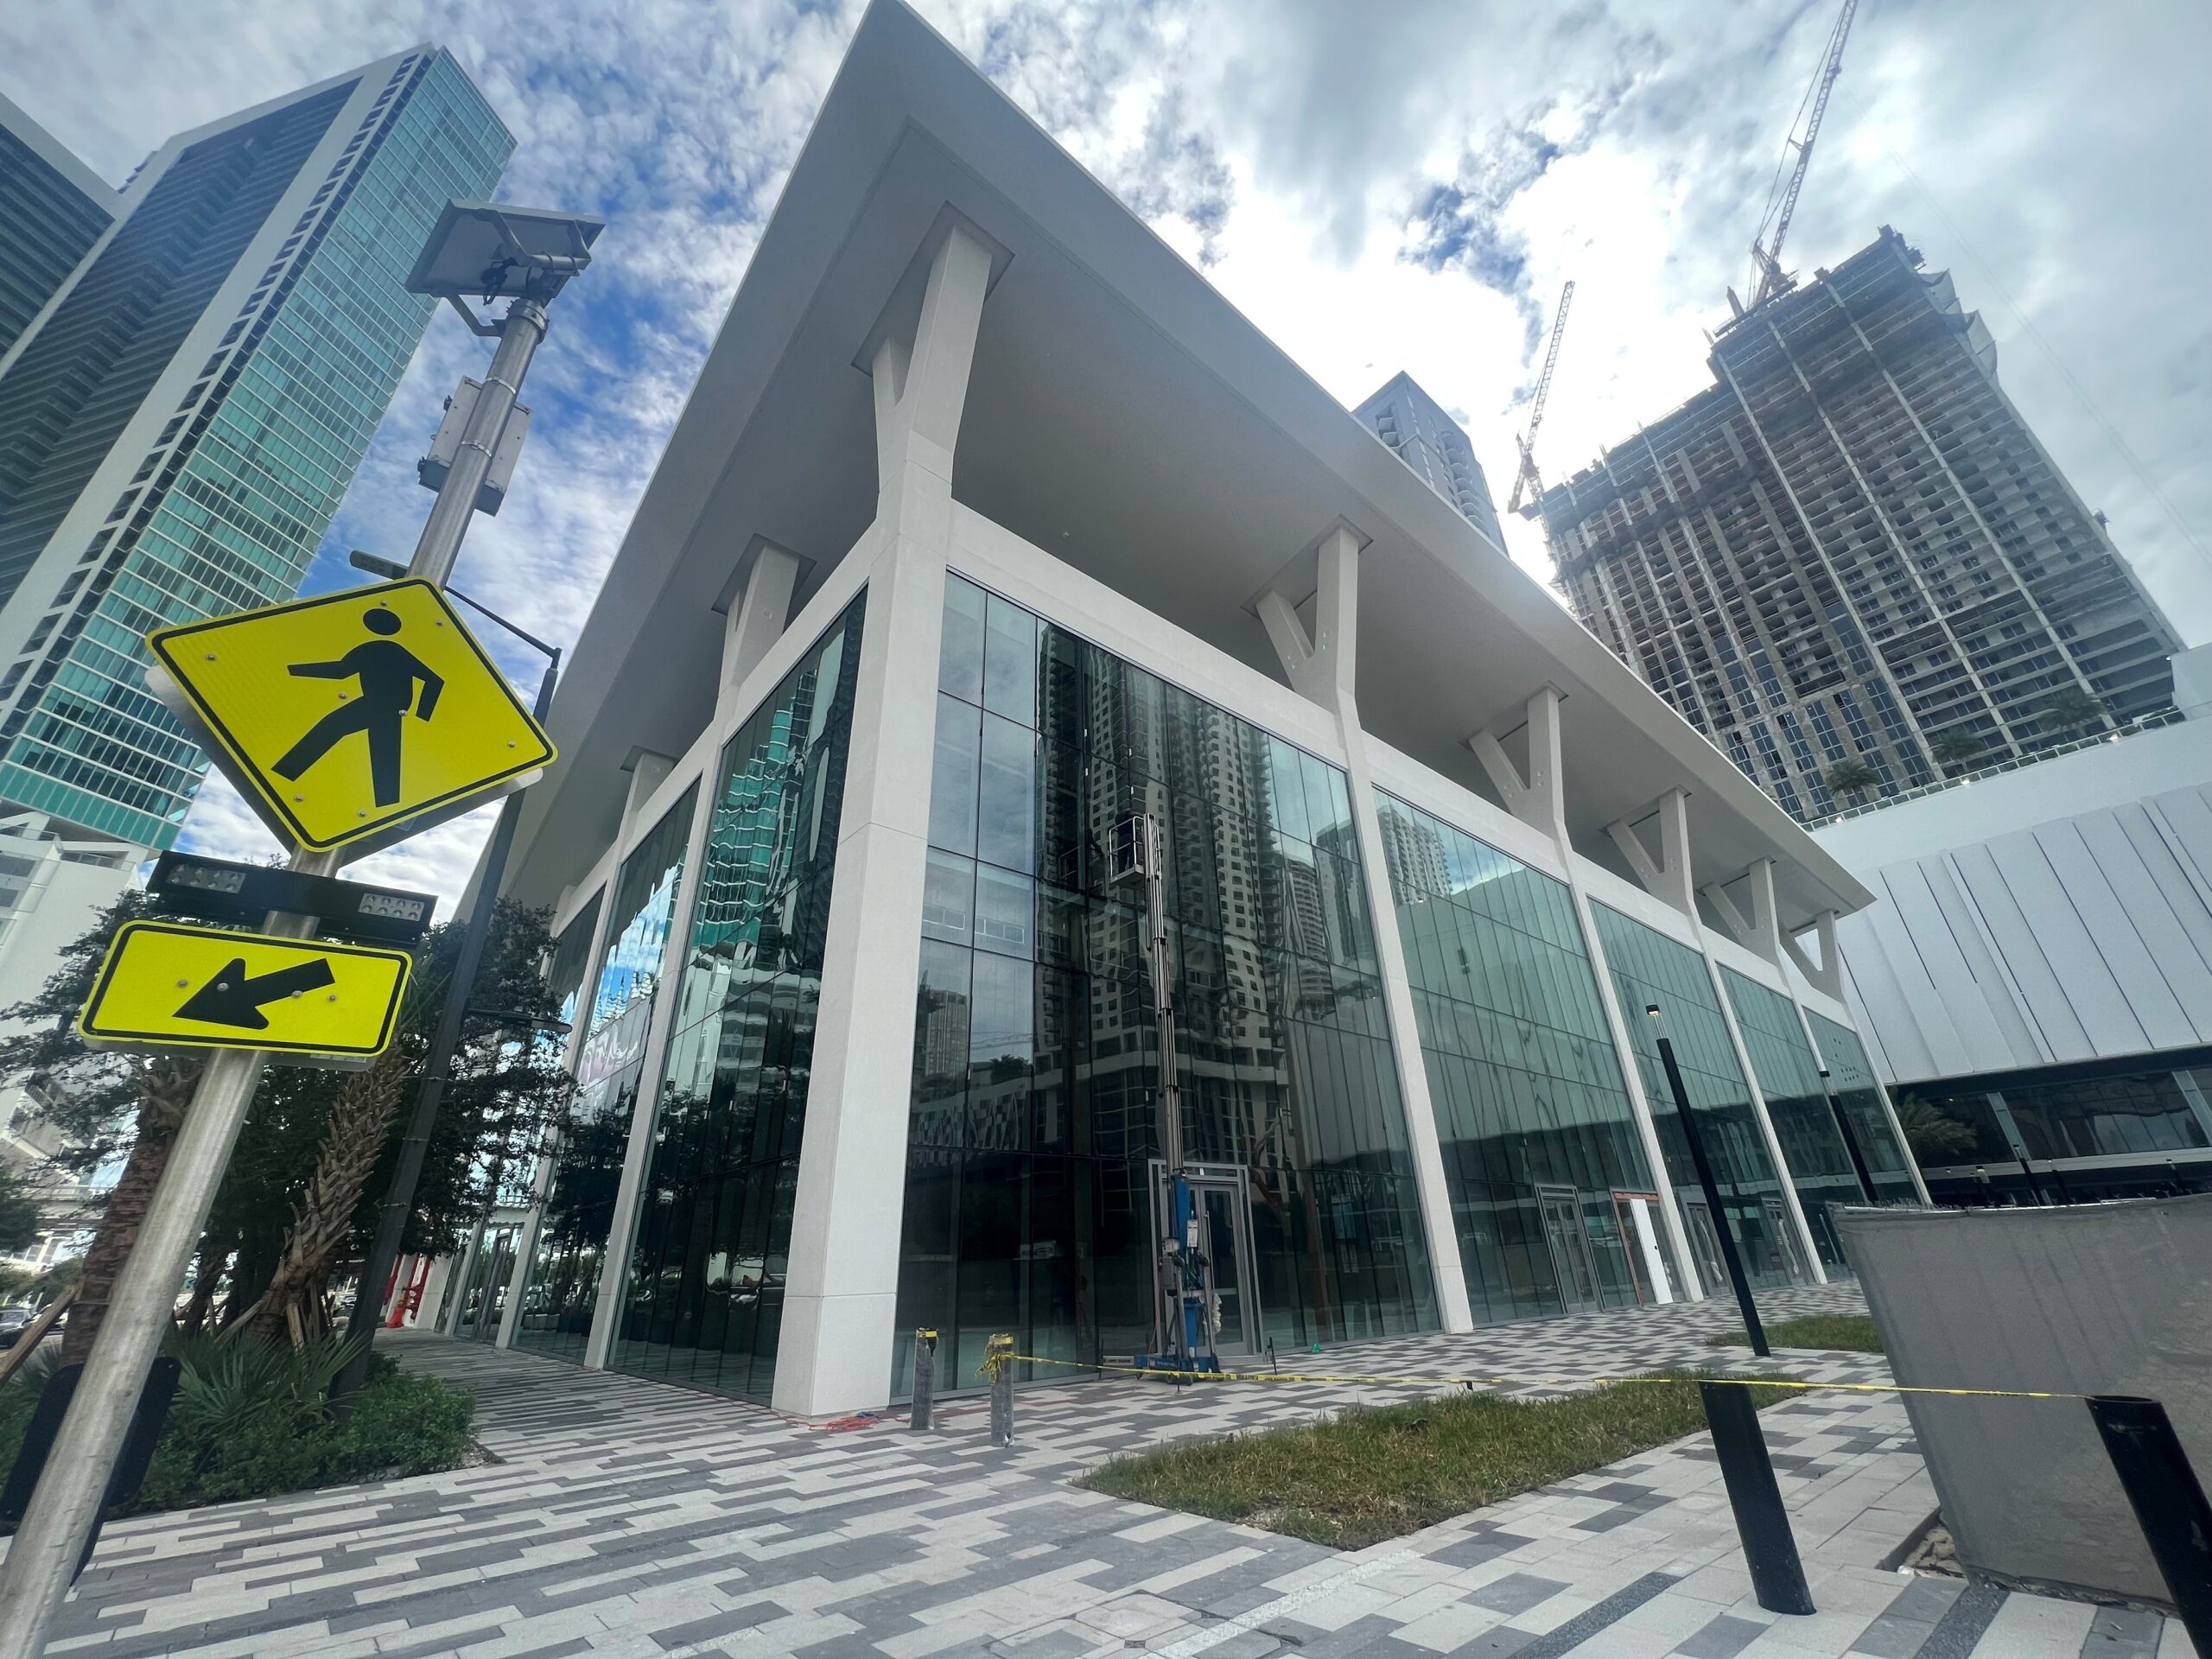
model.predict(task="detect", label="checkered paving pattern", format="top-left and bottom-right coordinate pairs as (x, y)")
top-left (9, 1283), bottom-right (2190, 1657)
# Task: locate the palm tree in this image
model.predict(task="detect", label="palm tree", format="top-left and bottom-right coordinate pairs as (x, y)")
top-left (1825, 757), bottom-right (1880, 804)
top-left (2038, 684), bottom-right (2106, 739)
top-left (1927, 728), bottom-right (1986, 770)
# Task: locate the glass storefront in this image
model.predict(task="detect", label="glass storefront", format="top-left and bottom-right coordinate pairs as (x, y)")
top-left (1719, 968), bottom-right (1861, 1267)
top-left (1376, 794), bottom-right (1674, 1319)
top-left (896, 575), bottom-right (1437, 1392)
top-left (1590, 906), bottom-right (1804, 1290)
top-left (511, 787), bottom-right (697, 1361)
top-left (605, 601), bottom-right (866, 1402)
top-left (1805, 1011), bottom-right (1920, 1200)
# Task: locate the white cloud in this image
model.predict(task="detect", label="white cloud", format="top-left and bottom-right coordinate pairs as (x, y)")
top-left (6, 0), bottom-right (2206, 915)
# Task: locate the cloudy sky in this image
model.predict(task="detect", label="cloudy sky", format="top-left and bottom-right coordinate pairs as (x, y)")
top-left (5, 0), bottom-right (2207, 910)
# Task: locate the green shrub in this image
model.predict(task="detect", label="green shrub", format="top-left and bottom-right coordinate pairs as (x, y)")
top-left (0, 1335), bottom-right (474, 1527)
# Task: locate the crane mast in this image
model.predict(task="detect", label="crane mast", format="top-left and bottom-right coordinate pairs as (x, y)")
top-left (1746, 0), bottom-right (1859, 311)
top-left (1507, 278), bottom-right (1574, 518)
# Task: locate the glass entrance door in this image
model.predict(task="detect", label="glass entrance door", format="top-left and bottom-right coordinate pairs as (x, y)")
top-left (1152, 1161), bottom-right (1261, 1358)
top-left (1537, 1186), bottom-right (1602, 1313)
top-left (1677, 1195), bottom-right (1728, 1298)
top-left (1199, 1187), bottom-right (1251, 1354)
top-left (1762, 1197), bottom-right (1812, 1285)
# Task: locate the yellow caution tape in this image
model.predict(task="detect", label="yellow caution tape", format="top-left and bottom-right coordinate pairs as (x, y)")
top-left (991, 1351), bottom-right (2081, 1402)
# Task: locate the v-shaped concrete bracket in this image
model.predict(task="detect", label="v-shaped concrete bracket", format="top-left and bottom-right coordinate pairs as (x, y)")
top-left (1466, 684), bottom-right (1567, 839)
top-left (1605, 788), bottom-right (1698, 919)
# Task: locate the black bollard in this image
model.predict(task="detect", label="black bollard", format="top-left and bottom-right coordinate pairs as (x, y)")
top-left (2088, 1395), bottom-right (2212, 1649)
top-left (911, 1329), bottom-right (938, 1433)
top-left (1700, 1382), bottom-right (1815, 1616)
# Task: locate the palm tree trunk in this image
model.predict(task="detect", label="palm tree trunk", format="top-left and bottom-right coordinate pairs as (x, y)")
top-left (180, 1229), bottom-right (233, 1335)
top-left (61, 1056), bottom-right (200, 1365)
top-left (232, 1048), bottom-right (414, 1345)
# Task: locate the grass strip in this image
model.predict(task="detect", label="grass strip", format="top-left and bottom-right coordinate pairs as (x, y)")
top-left (1076, 1372), bottom-right (1793, 1549)
top-left (1707, 1313), bottom-right (1883, 1353)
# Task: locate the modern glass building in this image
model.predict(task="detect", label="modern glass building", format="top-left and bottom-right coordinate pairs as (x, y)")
top-left (0, 50), bottom-right (511, 852)
top-left (0, 92), bottom-right (115, 366)
top-left (480, 0), bottom-right (1920, 1420)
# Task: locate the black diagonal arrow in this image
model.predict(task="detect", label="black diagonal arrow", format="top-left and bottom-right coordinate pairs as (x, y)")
top-left (174, 957), bottom-right (338, 1031)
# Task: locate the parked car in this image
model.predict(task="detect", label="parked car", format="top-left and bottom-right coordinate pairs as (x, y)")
top-left (0, 1304), bottom-right (36, 1349)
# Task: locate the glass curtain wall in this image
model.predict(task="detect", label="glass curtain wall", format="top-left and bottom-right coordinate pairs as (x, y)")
top-left (1719, 968), bottom-right (1861, 1268)
top-left (1376, 794), bottom-right (1671, 1319)
top-left (1589, 905), bottom-right (1802, 1288)
top-left (896, 575), bottom-right (1435, 1392)
top-left (509, 892), bottom-right (602, 1354)
top-left (1806, 1011), bottom-right (1926, 1199)
top-left (510, 789), bottom-right (697, 1361)
top-left (607, 601), bottom-right (866, 1403)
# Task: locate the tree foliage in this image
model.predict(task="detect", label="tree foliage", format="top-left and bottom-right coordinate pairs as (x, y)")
top-left (1824, 758), bottom-right (1879, 801)
top-left (1894, 1094), bottom-right (1978, 1166)
top-left (0, 894), bottom-right (569, 1347)
top-left (2039, 684), bottom-right (2106, 738)
top-left (1927, 728), bottom-right (1986, 768)
top-left (0, 1163), bottom-right (37, 1255)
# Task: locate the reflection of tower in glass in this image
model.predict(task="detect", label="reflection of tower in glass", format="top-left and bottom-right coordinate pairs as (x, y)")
top-left (1375, 804), bottom-right (1451, 898)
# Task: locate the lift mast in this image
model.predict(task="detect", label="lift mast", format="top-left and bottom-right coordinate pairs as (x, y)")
top-left (1743, 0), bottom-right (1859, 312)
top-left (1507, 278), bottom-right (1574, 518)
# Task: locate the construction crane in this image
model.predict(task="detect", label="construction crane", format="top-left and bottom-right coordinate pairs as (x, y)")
top-left (1738, 0), bottom-right (1859, 314)
top-left (1507, 279), bottom-right (1574, 518)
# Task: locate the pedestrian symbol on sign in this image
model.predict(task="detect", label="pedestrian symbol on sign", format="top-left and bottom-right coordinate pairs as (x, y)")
top-left (144, 577), bottom-right (555, 853)
top-left (272, 607), bottom-right (445, 807)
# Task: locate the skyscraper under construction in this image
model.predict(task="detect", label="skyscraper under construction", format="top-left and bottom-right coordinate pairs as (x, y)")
top-left (1536, 227), bottom-right (2181, 823)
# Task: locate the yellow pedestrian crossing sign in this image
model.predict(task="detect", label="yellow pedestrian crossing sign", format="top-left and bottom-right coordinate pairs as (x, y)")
top-left (79, 921), bottom-right (412, 1056)
top-left (146, 580), bottom-right (554, 853)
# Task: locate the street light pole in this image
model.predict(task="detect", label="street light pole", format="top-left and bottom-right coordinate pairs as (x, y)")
top-left (334, 596), bottom-right (557, 1407)
top-left (0, 202), bottom-right (596, 1659)
top-left (1647, 1004), bottom-right (1770, 1358)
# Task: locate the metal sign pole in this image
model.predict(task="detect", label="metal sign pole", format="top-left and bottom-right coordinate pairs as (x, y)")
top-left (0, 281), bottom-right (558, 1659)
top-left (0, 872), bottom-right (329, 1658)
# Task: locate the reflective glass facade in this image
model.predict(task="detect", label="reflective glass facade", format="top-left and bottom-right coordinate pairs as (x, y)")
top-left (0, 109), bottom-right (112, 363)
top-left (512, 786), bottom-right (696, 1360)
top-left (510, 892), bottom-right (602, 1356)
top-left (1804, 1012), bottom-right (1918, 1200)
top-left (895, 575), bottom-right (1435, 1391)
top-left (0, 52), bottom-right (511, 846)
top-left (1589, 905), bottom-right (1804, 1289)
top-left (607, 601), bottom-right (865, 1402)
top-left (1719, 968), bottom-right (1860, 1267)
top-left (1376, 794), bottom-right (1673, 1319)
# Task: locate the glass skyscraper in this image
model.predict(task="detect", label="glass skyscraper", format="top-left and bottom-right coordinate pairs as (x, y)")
top-left (0, 48), bottom-right (512, 851)
top-left (0, 92), bottom-right (115, 365)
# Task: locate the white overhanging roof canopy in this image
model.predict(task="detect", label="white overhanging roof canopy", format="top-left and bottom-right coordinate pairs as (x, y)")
top-left (503, 0), bottom-right (1872, 934)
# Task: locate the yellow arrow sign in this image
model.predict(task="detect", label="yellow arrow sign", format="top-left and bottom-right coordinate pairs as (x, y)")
top-left (147, 580), bottom-right (554, 853)
top-left (79, 921), bottom-right (412, 1056)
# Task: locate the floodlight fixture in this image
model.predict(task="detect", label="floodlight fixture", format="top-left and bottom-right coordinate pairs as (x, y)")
top-left (405, 200), bottom-right (604, 332)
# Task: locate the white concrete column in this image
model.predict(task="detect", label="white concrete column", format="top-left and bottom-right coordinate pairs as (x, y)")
top-left (773, 223), bottom-right (994, 1417)
top-left (495, 1138), bottom-right (560, 1349)
top-left (1259, 525), bottom-right (1475, 1332)
top-left (579, 749), bottom-right (703, 1370)
top-left (1701, 952), bottom-right (1827, 1284)
top-left (1473, 705), bottom-right (1703, 1301)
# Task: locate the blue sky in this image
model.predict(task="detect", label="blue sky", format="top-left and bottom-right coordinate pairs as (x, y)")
top-left (4, 0), bottom-right (2207, 908)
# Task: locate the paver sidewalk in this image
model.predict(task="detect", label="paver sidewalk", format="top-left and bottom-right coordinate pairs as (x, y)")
top-left (5, 1285), bottom-right (2189, 1656)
